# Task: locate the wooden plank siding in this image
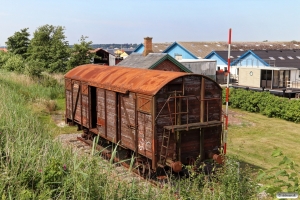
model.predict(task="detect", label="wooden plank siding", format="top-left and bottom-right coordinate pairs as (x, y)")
top-left (120, 93), bottom-right (136, 150)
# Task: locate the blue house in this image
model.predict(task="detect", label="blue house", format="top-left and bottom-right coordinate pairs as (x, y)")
top-left (206, 50), bottom-right (300, 88)
top-left (162, 42), bottom-right (199, 59)
top-left (205, 51), bottom-right (248, 72)
top-left (133, 40), bottom-right (228, 59)
top-left (133, 42), bottom-right (172, 54)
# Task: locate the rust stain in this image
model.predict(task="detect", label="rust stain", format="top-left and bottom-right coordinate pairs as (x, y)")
top-left (65, 64), bottom-right (221, 96)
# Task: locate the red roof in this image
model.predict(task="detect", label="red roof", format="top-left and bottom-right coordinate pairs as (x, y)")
top-left (0, 48), bottom-right (7, 52)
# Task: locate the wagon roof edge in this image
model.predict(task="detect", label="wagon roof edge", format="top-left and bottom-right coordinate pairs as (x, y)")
top-left (64, 64), bottom-right (221, 95)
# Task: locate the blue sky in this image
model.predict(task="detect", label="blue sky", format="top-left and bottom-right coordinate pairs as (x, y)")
top-left (0, 0), bottom-right (299, 46)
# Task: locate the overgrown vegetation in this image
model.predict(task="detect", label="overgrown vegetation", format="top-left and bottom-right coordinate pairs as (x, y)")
top-left (223, 88), bottom-right (300, 123)
top-left (0, 70), bottom-right (263, 199)
top-left (257, 149), bottom-right (300, 197)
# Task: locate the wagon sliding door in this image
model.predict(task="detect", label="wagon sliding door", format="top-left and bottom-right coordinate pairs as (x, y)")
top-left (136, 95), bottom-right (153, 159)
top-left (96, 88), bottom-right (117, 142)
top-left (119, 93), bottom-right (136, 151)
top-left (68, 81), bottom-right (89, 128)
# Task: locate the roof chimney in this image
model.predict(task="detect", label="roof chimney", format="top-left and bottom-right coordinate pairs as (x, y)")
top-left (143, 37), bottom-right (153, 56)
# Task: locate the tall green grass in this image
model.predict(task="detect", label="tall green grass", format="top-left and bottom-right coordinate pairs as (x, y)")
top-left (0, 70), bottom-right (259, 199)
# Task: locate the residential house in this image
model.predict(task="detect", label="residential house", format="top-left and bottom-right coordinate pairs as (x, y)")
top-left (117, 37), bottom-right (191, 73)
top-left (120, 49), bottom-right (133, 59)
top-left (134, 41), bottom-right (172, 54)
top-left (91, 48), bottom-right (123, 65)
top-left (134, 40), bottom-right (300, 60)
top-left (233, 50), bottom-right (300, 89)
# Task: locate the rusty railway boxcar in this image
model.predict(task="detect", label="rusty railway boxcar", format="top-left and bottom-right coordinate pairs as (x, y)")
top-left (65, 64), bottom-right (223, 172)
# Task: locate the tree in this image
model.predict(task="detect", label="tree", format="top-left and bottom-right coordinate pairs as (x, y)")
top-left (5, 28), bottom-right (30, 59)
top-left (67, 36), bottom-right (95, 70)
top-left (27, 24), bottom-right (70, 73)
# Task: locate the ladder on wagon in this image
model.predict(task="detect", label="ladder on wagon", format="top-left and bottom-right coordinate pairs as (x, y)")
top-left (158, 128), bottom-right (171, 167)
top-left (157, 91), bottom-right (192, 167)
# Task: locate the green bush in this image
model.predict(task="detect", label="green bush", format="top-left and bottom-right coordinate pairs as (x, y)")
top-left (257, 149), bottom-right (300, 198)
top-left (225, 88), bottom-right (300, 123)
top-left (2, 54), bottom-right (25, 73)
top-left (0, 51), bottom-right (12, 67)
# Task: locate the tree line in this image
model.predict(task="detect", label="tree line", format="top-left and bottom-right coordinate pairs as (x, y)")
top-left (1, 24), bottom-right (95, 76)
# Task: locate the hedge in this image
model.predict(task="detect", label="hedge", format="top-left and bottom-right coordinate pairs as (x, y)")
top-left (223, 88), bottom-right (300, 123)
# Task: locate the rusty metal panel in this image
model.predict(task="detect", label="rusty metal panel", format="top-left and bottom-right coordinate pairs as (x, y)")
top-left (65, 79), bottom-right (71, 90)
top-left (137, 112), bottom-right (152, 158)
top-left (65, 65), bottom-right (222, 96)
top-left (106, 90), bottom-right (117, 142)
top-left (120, 93), bottom-right (136, 150)
top-left (137, 94), bottom-right (152, 113)
top-left (97, 88), bottom-right (106, 137)
top-left (65, 64), bottom-right (189, 96)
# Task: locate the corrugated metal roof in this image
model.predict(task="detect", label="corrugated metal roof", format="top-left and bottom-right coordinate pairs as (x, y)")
top-left (65, 64), bottom-right (195, 95)
top-left (116, 53), bottom-right (192, 72)
top-left (177, 41), bottom-right (300, 58)
top-left (117, 53), bottom-right (166, 69)
top-left (252, 50), bottom-right (300, 69)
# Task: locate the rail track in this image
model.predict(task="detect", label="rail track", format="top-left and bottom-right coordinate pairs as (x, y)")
top-left (56, 133), bottom-right (170, 188)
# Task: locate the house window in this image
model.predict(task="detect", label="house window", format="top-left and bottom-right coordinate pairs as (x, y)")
top-left (174, 53), bottom-right (182, 60)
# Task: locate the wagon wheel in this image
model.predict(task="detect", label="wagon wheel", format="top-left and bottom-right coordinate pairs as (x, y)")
top-left (146, 162), bottom-right (151, 180)
top-left (81, 128), bottom-right (89, 139)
